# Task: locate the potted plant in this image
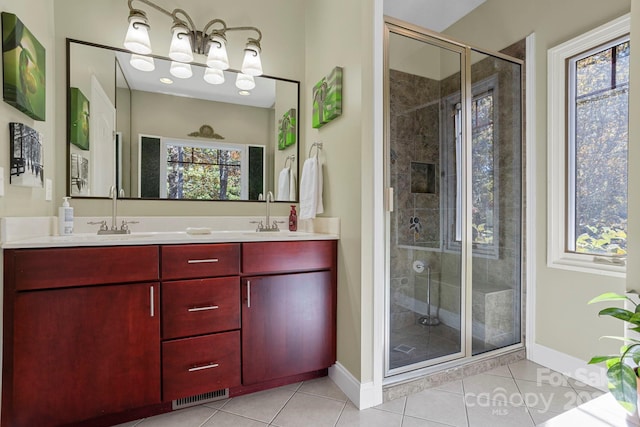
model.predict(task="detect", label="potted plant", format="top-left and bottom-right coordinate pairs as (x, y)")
top-left (588, 292), bottom-right (640, 413)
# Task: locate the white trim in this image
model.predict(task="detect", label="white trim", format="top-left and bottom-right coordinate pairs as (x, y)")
top-left (329, 363), bottom-right (380, 409)
top-left (528, 343), bottom-right (607, 392)
top-left (370, 0), bottom-right (385, 412)
top-left (525, 33), bottom-right (537, 354)
top-left (546, 14), bottom-right (630, 278)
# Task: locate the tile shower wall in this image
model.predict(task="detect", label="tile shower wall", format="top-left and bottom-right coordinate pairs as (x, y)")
top-left (389, 69), bottom-right (445, 333)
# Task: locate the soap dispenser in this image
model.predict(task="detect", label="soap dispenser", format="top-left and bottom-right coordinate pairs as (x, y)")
top-left (289, 205), bottom-right (297, 232)
top-left (58, 197), bottom-right (74, 235)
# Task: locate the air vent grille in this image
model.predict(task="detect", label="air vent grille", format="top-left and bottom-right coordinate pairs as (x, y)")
top-left (172, 388), bottom-right (229, 410)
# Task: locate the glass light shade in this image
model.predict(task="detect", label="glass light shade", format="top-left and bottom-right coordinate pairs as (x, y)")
top-left (204, 67), bottom-right (225, 85)
top-left (235, 73), bottom-right (255, 90)
top-left (206, 35), bottom-right (230, 70)
top-left (169, 61), bottom-right (193, 79)
top-left (241, 44), bottom-right (263, 76)
top-left (129, 54), bottom-right (155, 72)
top-left (124, 17), bottom-right (152, 55)
top-left (168, 27), bottom-right (193, 63)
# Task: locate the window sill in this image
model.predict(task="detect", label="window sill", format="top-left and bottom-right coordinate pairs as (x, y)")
top-left (547, 253), bottom-right (626, 278)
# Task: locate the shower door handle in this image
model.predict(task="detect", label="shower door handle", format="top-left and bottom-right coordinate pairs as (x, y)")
top-left (386, 187), bottom-right (394, 212)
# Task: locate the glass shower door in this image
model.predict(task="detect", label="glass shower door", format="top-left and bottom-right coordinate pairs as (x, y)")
top-left (385, 28), bottom-right (467, 374)
top-left (468, 49), bottom-right (522, 356)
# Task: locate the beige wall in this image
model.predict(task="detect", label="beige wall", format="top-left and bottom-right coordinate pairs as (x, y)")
top-left (0, 0), bottom-right (55, 217)
top-left (444, 0), bottom-right (631, 361)
top-left (302, 0), bottom-right (368, 381)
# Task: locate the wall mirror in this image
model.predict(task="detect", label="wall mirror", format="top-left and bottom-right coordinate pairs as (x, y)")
top-left (67, 39), bottom-right (300, 202)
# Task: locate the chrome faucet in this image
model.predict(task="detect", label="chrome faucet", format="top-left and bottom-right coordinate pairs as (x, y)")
top-left (109, 185), bottom-right (118, 231)
top-left (265, 191), bottom-right (273, 229)
top-left (250, 191), bottom-right (283, 232)
top-left (88, 186), bottom-right (137, 234)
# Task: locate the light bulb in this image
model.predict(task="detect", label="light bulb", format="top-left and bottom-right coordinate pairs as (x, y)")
top-left (206, 34), bottom-right (229, 70)
top-left (235, 73), bottom-right (255, 90)
top-left (129, 54), bottom-right (155, 72)
top-left (168, 26), bottom-right (193, 63)
top-left (204, 68), bottom-right (225, 85)
top-left (124, 16), bottom-right (151, 55)
top-left (169, 61), bottom-right (193, 79)
top-left (241, 41), bottom-right (263, 76)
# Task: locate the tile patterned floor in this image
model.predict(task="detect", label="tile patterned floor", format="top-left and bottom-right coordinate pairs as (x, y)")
top-left (114, 360), bottom-right (605, 427)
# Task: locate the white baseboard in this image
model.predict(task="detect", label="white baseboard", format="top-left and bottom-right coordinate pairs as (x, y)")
top-left (528, 343), bottom-right (607, 391)
top-left (329, 363), bottom-right (383, 409)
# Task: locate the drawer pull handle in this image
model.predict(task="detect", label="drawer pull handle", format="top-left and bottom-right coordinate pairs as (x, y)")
top-left (247, 280), bottom-right (251, 308)
top-left (150, 285), bottom-right (155, 317)
top-left (188, 305), bottom-right (219, 312)
top-left (188, 363), bottom-right (219, 372)
top-left (187, 258), bottom-right (219, 264)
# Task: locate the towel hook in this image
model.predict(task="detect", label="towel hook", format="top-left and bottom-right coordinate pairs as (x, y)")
top-left (284, 155), bottom-right (295, 168)
top-left (309, 142), bottom-right (323, 158)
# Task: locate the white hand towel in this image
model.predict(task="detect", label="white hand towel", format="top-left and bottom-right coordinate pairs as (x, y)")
top-left (299, 157), bottom-right (323, 219)
top-left (276, 167), bottom-right (290, 201)
top-left (289, 170), bottom-right (297, 201)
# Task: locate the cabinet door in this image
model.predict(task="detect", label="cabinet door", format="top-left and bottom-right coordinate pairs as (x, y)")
top-left (11, 283), bottom-right (160, 427)
top-left (242, 271), bottom-right (335, 385)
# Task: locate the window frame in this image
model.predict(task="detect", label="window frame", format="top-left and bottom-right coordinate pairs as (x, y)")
top-left (444, 75), bottom-right (500, 259)
top-left (159, 137), bottom-right (249, 200)
top-left (547, 13), bottom-right (629, 277)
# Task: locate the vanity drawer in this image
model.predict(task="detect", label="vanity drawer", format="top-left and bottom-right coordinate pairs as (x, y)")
top-left (162, 277), bottom-right (240, 339)
top-left (161, 244), bottom-right (240, 280)
top-left (242, 240), bottom-right (337, 274)
top-left (162, 331), bottom-right (240, 401)
top-left (9, 246), bottom-right (159, 291)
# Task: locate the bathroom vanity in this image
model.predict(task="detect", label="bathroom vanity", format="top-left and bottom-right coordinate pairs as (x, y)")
top-left (1, 231), bottom-right (338, 427)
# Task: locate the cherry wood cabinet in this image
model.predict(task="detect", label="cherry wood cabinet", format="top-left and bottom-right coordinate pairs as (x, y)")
top-left (240, 240), bottom-right (337, 388)
top-left (3, 246), bottom-right (161, 427)
top-left (160, 244), bottom-right (242, 401)
top-left (242, 271), bottom-right (335, 385)
top-left (2, 239), bottom-right (337, 426)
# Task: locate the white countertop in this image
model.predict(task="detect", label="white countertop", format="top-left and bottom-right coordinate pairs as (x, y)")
top-left (2, 230), bottom-right (338, 249)
top-left (0, 216), bottom-right (340, 249)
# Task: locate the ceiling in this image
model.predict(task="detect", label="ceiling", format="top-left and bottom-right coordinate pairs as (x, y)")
top-left (383, 0), bottom-right (486, 32)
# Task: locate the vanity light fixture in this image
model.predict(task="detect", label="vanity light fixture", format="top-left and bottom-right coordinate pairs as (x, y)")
top-left (235, 73), bottom-right (255, 91)
top-left (129, 53), bottom-right (155, 71)
top-left (123, 0), bottom-right (263, 90)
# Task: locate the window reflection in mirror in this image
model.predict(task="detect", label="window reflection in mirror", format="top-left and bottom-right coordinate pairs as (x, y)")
top-left (67, 39), bottom-right (299, 201)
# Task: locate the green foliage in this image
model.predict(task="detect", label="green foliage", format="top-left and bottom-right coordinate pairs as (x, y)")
top-left (589, 292), bottom-right (640, 413)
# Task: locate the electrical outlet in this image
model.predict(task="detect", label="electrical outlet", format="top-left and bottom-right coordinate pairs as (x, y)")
top-left (45, 179), bottom-right (52, 201)
top-left (0, 167), bottom-right (5, 197)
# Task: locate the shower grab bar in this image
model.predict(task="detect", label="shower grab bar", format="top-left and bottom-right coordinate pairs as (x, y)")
top-left (309, 141), bottom-right (323, 158)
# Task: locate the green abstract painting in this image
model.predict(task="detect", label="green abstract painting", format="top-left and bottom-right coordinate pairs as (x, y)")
top-left (278, 108), bottom-right (296, 150)
top-left (69, 87), bottom-right (90, 150)
top-left (312, 66), bottom-right (342, 129)
top-left (2, 13), bottom-right (46, 121)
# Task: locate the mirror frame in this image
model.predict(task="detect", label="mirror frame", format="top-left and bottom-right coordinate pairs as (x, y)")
top-left (66, 38), bottom-right (300, 203)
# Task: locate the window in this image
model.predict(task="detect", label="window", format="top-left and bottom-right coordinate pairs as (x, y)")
top-left (159, 139), bottom-right (247, 200)
top-left (548, 14), bottom-right (629, 276)
top-left (447, 77), bottom-right (499, 258)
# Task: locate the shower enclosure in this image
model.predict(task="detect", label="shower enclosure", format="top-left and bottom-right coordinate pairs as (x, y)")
top-left (384, 18), bottom-right (523, 377)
